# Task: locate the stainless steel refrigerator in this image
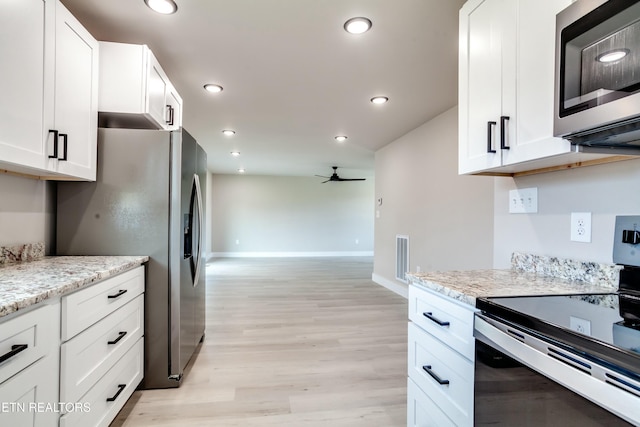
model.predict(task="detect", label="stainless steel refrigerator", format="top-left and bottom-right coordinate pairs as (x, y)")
top-left (56, 127), bottom-right (207, 389)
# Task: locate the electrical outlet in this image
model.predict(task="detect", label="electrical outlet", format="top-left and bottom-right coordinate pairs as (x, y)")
top-left (355, 239), bottom-right (359, 244)
top-left (570, 316), bottom-right (591, 335)
top-left (508, 188), bottom-right (538, 213)
top-left (571, 212), bottom-right (592, 243)
top-left (416, 265), bottom-right (421, 273)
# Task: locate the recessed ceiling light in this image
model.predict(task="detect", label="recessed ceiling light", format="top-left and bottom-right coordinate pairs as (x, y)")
top-left (371, 96), bottom-right (389, 105)
top-left (144, 0), bottom-right (177, 15)
top-left (344, 17), bottom-right (372, 34)
top-left (596, 49), bottom-right (630, 63)
top-left (238, 168), bottom-right (246, 173)
top-left (335, 136), bottom-right (348, 142)
top-left (222, 130), bottom-right (236, 136)
top-left (204, 84), bottom-right (223, 93)
top-left (230, 151), bottom-right (240, 157)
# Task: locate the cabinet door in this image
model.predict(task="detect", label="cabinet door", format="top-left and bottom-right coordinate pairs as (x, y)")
top-left (47, 1), bottom-right (98, 181)
top-left (166, 85), bottom-right (183, 130)
top-left (459, 0), bottom-right (511, 174)
top-left (146, 52), bottom-right (169, 129)
top-left (502, 0), bottom-right (572, 166)
top-left (0, 354), bottom-right (59, 427)
top-left (0, 0), bottom-right (49, 172)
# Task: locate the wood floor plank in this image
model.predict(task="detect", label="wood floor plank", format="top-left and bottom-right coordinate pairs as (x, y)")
top-left (112, 257), bottom-right (408, 426)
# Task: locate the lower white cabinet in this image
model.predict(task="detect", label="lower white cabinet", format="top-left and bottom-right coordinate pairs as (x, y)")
top-left (0, 301), bottom-right (60, 427)
top-left (60, 266), bottom-right (145, 427)
top-left (407, 285), bottom-right (477, 427)
top-left (408, 378), bottom-right (455, 427)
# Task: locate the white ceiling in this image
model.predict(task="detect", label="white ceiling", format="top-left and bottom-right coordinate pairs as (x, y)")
top-left (60, 0), bottom-right (464, 178)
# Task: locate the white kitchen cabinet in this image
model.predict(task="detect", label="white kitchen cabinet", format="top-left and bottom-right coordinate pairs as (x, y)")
top-left (45, 1), bottom-right (99, 181)
top-left (0, 0), bottom-right (98, 181)
top-left (0, 0), bottom-right (51, 174)
top-left (407, 285), bottom-right (477, 427)
top-left (166, 84), bottom-right (183, 131)
top-left (459, 0), bottom-right (620, 176)
top-left (98, 42), bottom-right (182, 130)
top-left (0, 302), bottom-right (60, 427)
top-left (59, 266), bottom-right (145, 427)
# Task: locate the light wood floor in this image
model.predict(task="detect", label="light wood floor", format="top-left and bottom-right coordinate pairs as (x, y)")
top-left (112, 257), bottom-right (408, 426)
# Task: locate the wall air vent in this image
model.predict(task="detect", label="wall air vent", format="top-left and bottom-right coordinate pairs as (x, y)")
top-left (396, 235), bottom-right (409, 283)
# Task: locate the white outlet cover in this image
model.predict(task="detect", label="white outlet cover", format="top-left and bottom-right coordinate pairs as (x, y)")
top-left (570, 212), bottom-right (592, 243)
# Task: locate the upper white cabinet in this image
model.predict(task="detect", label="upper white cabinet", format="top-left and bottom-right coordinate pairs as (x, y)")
top-left (0, 0), bottom-right (50, 173)
top-left (458, 0), bottom-right (622, 176)
top-left (46, 1), bottom-right (99, 181)
top-left (0, 0), bottom-right (98, 181)
top-left (98, 42), bottom-right (183, 131)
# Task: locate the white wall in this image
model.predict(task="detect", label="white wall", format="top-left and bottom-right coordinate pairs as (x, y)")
top-left (0, 174), bottom-right (56, 253)
top-left (373, 107), bottom-right (495, 293)
top-left (210, 174), bottom-right (374, 256)
top-left (493, 157), bottom-right (640, 268)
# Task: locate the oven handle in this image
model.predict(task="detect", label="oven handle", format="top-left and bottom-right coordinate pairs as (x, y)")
top-left (474, 313), bottom-right (640, 425)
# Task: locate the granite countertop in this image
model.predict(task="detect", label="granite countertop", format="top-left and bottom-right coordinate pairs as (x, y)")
top-left (407, 252), bottom-right (622, 306)
top-left (0, 255), bottom-right (148, 318)
top-left (407, 269), bottom-right (618, 307)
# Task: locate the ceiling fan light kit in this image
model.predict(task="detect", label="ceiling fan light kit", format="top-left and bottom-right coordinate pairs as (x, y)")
top-left (315, 166), bottom-right (366, 183)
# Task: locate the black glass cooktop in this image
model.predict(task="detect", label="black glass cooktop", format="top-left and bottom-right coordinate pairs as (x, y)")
top-left (476, 292), bottom-right (640, 378)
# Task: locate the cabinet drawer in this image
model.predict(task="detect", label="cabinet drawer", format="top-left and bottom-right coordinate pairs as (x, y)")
top-left (408, 377), bottom-right (455, 427)
top-left (61, 295), bottom-right (143, 403)
top-left (0, 353), bottom-right (59, 427)
top-left (408, 285), bottom-right (476, 360)
top-left (408, 322), bottom-right (473, 427)
top-left (0, 302), bottom-right (59, 384)
top-left (61, 266), bottom-right (144, 341)
top-left (60, 337), bottom-right (143, 427)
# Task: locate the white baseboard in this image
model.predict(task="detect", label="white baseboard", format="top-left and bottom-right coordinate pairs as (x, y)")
top-left (371, 273), bottom-right (408, 299)
top-left (209, 251), bottom-right (374, 258)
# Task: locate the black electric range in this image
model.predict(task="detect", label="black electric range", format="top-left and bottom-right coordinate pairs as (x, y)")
top-left (474, 216), bottom-right (640, 425)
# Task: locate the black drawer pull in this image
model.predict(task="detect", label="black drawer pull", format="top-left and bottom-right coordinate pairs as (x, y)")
top-left (107, 289), bottom-right (127, 299)
top-left (423, 312), bottom-right (450, 327)
top-left (487, 121), bottom-right (497, 153)
top-left (48, 129), bottom-right (59, 158)
top-left (0, 344), bottom-right (28, 364)
top-left (107, 331), bottom-right (127, 345)
top-left (59, 133), bottom-right (68, 161)
top-left (422, 365), bottom-right (450, 385)
top-left (106, 384), bottom-right (126, 402)
top-left (500, 116), bottom-right (510, 149)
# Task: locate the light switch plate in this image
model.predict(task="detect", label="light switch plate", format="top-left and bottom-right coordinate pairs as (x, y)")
top-left (509, 188), bottom-right (538, 213)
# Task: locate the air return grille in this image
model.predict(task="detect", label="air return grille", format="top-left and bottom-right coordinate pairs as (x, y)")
top-left (396, 235), bottom-right (409, 283)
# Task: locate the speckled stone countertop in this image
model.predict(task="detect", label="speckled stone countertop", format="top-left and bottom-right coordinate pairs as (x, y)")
top-left (407, 252), bottom-right (621, 307)
top-left (0, 256), bottom-right (148, 318)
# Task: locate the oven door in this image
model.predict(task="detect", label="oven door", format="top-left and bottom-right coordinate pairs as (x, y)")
top-left (474, 314), bottom-right (638, 426)
top-left (554, 0), bottom-right (640, 139)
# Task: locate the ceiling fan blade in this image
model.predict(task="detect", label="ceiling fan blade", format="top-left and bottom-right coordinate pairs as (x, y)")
top-left (321, 179), bottom-right (330, 183)
top-left (337, 178), bottom-right (366, 181)
top-left (315, 175), bottom-right (330, 178)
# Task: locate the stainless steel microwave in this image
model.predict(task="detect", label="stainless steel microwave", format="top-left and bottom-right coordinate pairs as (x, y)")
top-left (554, 0), bottom-right (640, 152)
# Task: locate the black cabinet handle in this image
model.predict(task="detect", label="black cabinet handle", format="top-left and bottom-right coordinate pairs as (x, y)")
top-left (487, 121), bottom-right (496, 153)
top-left (500, 116), bottom-right (510, 149)
top-left (422, 365), bottom-right (450, 385)
top-left (0, 344), bottom-right (28, 364)
top-left (107, 331), bottom-right (127, 345)
top-left (107, 289), bottom-right (127, 299)
top-left (166, 105), bottom-right (174, 125)
top-left (59, 133), bottom-right (68, 161)
top-left (48, 130), bottom-right (59, 158)
top-left (106, 384), bottom-right (126, 402)
top-left (423, 312), bottom-right (450, 327)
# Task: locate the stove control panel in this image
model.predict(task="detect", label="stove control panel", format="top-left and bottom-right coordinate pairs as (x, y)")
top-left (613, 216), bottom-right (640, 267)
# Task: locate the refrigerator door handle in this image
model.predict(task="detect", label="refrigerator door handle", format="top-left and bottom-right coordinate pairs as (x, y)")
top-left (192, 174), bottom-right (204, 288)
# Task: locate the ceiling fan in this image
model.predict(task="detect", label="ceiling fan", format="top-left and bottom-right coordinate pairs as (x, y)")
top-left (315, 166), bottom-right (366, 183)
